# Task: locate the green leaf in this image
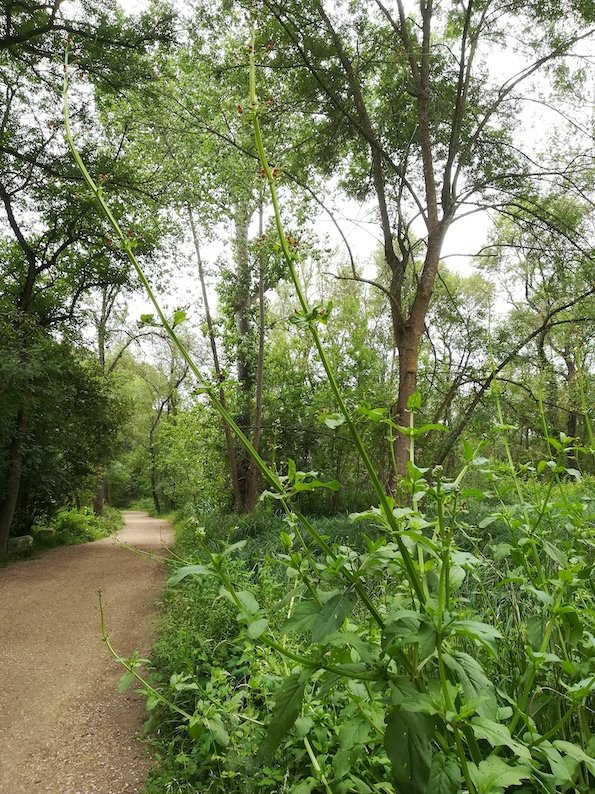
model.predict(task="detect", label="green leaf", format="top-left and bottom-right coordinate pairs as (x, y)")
top-left (565, 467), bottom-right (582, 481)
top-left (450, 620), bottom-right (502, 658)
top-left (282, 600), bottom-right (319, 634)
top-left (294, 716), bottom-right (313, 738)
top-left (312, 590), bottom-right (357, 644)
top-left (236, 590), bottom-right (259, 615)
top-left (221, 539), bottom-right (248, 557)
top-left (167, 564), bottom-right (212, 587)
top-left (256, 670), bottom-right (310, 764)
top-left (427, 752), bottom-right (461, 794)
top-left (553, 740), bottom-right (595, 775)
top-left (442, 652), bottom-right (497, 720)
top-left (322, 412), bottom-right (345, 429)
top-left (407, 390), bottom-right (422, 411)
top-left (338, 717), bottom-right (372, 749)
top-left (537, 742), bottom-right (574, 783)
top-left (172, 309), bottom-right (187, 327)
top-left (468, 757), bottom-right (531, 793)
top-left (139, 313), bottom-right (158, 326)
top-left (247, 618), bottom-right (269, 638)
top-left (117, 671), bottom-right (135, 693)
top-left (207, 714), bottom-right (229, 747)
top-left (358, 404), bottom-right (388, 422)
top-left (385, 707), bottom-right (433, 794)
top-left (470, 717), bottom-right (530, 760)
top-left (527, 615), bottom-right (544, 651)
top-left (188, 716), bottom-right (203, 741)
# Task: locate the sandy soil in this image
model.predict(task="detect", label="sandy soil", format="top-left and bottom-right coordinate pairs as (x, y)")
top-left (0, 511), bottom-right (173, 794)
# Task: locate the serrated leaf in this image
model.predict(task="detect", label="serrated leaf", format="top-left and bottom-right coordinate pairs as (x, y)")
top-left (167, 564), bottom-right (212, 587)
top-left (221, 539), bottom-right (247, 557)
top-left (385, 707), bottom-right (433, 794)
top-left (282, 600), bottom-right (319, 634)
top-left (118, 671), bottom-right (135, 693)
top-left (407, 389), bottom-right (422, 411)
top-left (470, 717), bottom-right (530, 760)
top-left (442, 652), bottom-right (497, 720)
top-left (427, 752), bottom-right (461, 794)
top-left (312, 590), bottom-right (356, 644)
top-left (256, 671), bottom-right (310, 764)
top-left (451, 620), bottom-right (501, 658)
top-left (553, 740), bottom-right (595, 775)
top-left (172, 309), bottom-right (187, 326)
top-left (468, 757), bottom-right (531, 793)
top-left (537, 742), bottom-right (574, 783)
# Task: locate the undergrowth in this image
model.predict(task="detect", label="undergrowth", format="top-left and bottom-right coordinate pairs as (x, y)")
top-left (32, 505), bottom-right (122, 549)
top-left (139, 469), bottom-right (595, 794)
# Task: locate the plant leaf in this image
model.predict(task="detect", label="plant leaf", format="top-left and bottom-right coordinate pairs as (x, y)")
top-left (256, 671), bottom-right (310, 764)
top-left (385, 707), bottom-right (433, 794)
top-left (468, 757), bottom-right (531, 793)
top-left (470, 717), bottom-right (531, 760)
top-left (311, 590), bottom-right (357, 644)
top-left (167, 564), bottom-right (212, 587)
top-left (427, 752), bottom-right (461, 794)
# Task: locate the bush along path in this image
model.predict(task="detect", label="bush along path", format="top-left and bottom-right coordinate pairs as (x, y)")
top-left (0, 510), bottom-right (173, 794)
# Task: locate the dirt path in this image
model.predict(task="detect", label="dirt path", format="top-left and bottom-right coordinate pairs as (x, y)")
top-left (0, 511), bottom-right (173, 794)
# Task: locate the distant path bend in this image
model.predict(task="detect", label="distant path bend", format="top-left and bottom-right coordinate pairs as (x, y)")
top-left (0, 510), bottom-right (173, 794)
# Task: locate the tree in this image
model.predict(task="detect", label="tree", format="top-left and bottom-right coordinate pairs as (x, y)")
top-left (0, 0), bottom-right (174, 554)
top-left (250, 0), bottom-right (595, 474)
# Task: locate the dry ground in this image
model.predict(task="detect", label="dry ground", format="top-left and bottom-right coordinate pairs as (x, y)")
top-left (0, 511), bottom-right (173, 793)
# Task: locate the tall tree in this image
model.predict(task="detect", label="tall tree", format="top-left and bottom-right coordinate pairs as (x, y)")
top-left (252, 0), bottom-right (595, 473)
top-left (0, 0), bottom-right (173, 554)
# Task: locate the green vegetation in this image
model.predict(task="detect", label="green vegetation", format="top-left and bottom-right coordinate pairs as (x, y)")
top-left (140, 464), bottom-right (595, 794)
top-left (32, 506), bottom-right (123, 549)
top-left (1, 0), bottom-right (594, 791)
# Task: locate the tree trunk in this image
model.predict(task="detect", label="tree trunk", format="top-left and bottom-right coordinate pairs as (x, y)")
top-left (149, 432), bottom-right (161, 515)
top-left (392, 336), bottom-right (420, 477)
top-left (189, 207), bottom-right (243, 511)
top-left (93, 480), bottom-right (105, 517)
top-left (0, 404), bottom-right (28, 558)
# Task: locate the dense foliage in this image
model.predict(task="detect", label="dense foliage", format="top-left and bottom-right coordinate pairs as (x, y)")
top-left (1, 1), bottom-right (594, 792)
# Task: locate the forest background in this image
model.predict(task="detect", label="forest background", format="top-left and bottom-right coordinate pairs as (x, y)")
top-left (1, 1), bottom-right (594, 793)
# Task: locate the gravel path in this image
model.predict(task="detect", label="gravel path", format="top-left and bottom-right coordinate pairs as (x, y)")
top-left (0, 511), bottom-right (173, 794)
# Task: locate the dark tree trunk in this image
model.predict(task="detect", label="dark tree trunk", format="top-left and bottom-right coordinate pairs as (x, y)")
top-left (93, 482), bottom-right (105, 517)
top-left (0, 404), bottom-right (29, 558)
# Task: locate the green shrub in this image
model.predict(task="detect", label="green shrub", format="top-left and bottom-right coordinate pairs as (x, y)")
top-left (32, 506), bottom-right (122, 548)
